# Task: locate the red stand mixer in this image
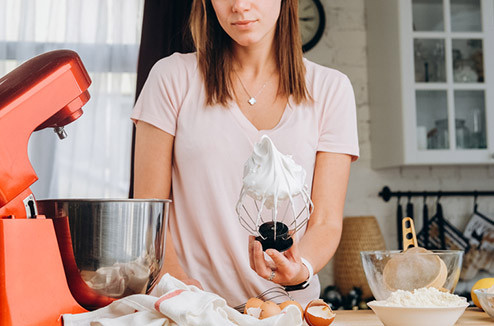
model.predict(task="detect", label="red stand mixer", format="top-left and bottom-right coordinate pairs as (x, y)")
top-left (0, 50), bottom-right (91, 325)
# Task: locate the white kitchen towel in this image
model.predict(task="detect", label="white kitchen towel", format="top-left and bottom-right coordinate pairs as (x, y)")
top-left (62, 274), bottom-right (304, 326)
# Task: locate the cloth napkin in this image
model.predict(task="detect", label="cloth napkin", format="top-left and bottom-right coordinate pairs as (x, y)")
top-left (63, 274), bottom-right (304, 326)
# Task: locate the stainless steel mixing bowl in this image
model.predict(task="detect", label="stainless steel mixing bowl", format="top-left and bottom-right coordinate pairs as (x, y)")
top-left (36, 198), bottom-right (170, 310)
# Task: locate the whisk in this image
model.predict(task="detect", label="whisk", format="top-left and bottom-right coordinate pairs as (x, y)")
top-left (236, 194), bottom-right (313, 252)
top-left (236, 135), bottom-right (314, 252)
top-left (233, 286), bottom-right (294, 313)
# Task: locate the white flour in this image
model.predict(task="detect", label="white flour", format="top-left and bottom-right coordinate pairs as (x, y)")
top-left (382, 287), bottom-right (467, 307)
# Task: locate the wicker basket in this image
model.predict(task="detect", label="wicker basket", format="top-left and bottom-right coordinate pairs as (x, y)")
top-left (334, 216), bottom-right (386, 299)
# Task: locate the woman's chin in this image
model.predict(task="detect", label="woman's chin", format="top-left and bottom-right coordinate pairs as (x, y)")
top-left (232, 37), bottom-right (273, 49)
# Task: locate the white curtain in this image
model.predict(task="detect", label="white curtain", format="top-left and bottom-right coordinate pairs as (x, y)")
top-left (0, 0), bottom-right (144, 199)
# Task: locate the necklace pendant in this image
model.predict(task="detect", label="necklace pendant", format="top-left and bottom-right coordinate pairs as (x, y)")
top-left (248, 97), bottom-right (257, 105)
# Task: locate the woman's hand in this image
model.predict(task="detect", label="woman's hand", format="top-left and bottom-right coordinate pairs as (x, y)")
top-left (248, 235), bottom-right (309, 286)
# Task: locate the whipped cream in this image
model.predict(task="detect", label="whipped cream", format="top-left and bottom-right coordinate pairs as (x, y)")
top-left (236, 135), bottom-right (312, 229)
top-left (382, 287), bottom-right (467, 307)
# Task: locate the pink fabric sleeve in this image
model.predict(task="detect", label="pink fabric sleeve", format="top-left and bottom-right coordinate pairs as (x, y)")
top-left (131, 53), bottom-right (188, 136)
top-left (317, 73), bottom-right (359, 161)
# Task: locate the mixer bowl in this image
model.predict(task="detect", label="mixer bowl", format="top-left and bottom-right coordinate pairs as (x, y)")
top-left (360, 250), bottom-right (463, 300)
top-left (37, 198), bottom-right (170, 310)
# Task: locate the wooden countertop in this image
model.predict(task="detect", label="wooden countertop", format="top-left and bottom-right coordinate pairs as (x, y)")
top-left (332, 308), bottom-right (492, 325)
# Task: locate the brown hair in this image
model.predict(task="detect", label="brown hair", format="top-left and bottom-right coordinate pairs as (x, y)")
top-left (189, 0), bottom-right (310, 106)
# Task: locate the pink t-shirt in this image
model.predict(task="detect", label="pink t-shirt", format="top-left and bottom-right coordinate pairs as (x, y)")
top-left (131, 52), bottom-right (359, 308)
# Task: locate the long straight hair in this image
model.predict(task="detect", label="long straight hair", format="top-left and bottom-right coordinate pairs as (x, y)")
top-left (189, 0), bottom-right (310, 106)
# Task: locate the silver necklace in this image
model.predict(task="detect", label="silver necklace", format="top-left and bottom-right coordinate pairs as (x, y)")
top-left (234, 70), bottom-right (273, 106)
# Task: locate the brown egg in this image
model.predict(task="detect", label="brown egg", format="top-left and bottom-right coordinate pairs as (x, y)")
top-left (259, 300), bottom-right (282, 319)
top-left (279, 300), bottom-right (304, 318)
top-left (244, 297), bottom-right (264, 318)
top-left (304, 299), bottom-right (336, 326)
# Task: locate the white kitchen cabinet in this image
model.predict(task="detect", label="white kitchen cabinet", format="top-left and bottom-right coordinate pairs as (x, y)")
top-left (367, 0), bottom-right (494, 168)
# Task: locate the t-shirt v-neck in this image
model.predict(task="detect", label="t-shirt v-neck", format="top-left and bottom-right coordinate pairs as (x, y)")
top-left (229, 98), bottom-right (293, 142)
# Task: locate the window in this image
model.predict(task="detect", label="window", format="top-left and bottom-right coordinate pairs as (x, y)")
top-left (0, 0), bottom-right (144, 198)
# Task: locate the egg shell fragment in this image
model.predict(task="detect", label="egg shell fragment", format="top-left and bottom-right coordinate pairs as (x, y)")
top-left (279, 300), bottom-right (304, 318)
top-left (304, 299), bottom-right (336, 326)
top-left (259, 300), bottom-right (282, 319)
top-left (244, 297), bottom-right (264, 314)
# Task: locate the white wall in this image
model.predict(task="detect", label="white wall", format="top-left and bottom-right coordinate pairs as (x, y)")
top-left (306, 0), bottom-right (494, 292)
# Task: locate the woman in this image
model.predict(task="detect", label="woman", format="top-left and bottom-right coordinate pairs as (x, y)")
top-left (132, 0), bottom-right (359, 308)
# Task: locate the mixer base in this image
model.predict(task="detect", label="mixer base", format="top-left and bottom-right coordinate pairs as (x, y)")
top-left (0, 218), bottom-right (86, 326)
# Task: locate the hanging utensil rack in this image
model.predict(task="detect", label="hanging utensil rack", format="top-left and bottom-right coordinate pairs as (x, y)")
top-left (379, 186), bottom-right (494, 202)
top-left (378, 186), bottom-right (494, 250)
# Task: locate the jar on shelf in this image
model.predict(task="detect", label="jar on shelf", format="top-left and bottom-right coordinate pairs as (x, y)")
top-left (429, 119), bottom-right (471, 149)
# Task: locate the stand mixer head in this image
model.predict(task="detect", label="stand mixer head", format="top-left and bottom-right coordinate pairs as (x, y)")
top-left (0, 49), bottom-right (91, 219)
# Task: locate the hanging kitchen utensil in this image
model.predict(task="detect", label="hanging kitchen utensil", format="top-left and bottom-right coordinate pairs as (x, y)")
top-left (383, 217), bottom-right (447, 292)
top-left (416, 214), bottom-right (469, 252)
top-left (435, 198), bottom-right (447, 250)
top-left (397, 196), bottom-right (403, 250)
top-left (462, 195), bottom-right (494, 276)
top-left (472, 195), bottom-right (494, 226)
top-left (464, 195), bottom-right (494, 246)
top-left (422, 196), bottom-right (429, 249)
top-left (406, 196), bottom-right (414, 220)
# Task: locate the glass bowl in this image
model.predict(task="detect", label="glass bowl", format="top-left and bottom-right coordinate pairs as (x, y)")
top-left (474, 289), bottom-right (494, 319)
top-left (360, 250), bottom-right (464, 300)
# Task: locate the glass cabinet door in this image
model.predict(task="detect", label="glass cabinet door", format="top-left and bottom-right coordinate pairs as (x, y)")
top-left (412, 0), bottom-right (488, 152)
top-left (414, 39), bottom-right (446, 83)
top-left (450, 0), bottom-right (482, 32)
top-left (416, 91), bottom-right (449, 150)
top-left (454, 90), bottom-right (487, 149)
top-left (412, 0), bottom-right (444, 31)
top-left (452, 39), bottom-right (484, 83)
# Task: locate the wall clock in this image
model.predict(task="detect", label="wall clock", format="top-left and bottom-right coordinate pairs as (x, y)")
top-left (299, 0), bottom-right (326, 52)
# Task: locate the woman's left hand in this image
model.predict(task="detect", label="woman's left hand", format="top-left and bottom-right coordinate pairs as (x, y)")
top-left (248, 235), bottom-right (309, 286)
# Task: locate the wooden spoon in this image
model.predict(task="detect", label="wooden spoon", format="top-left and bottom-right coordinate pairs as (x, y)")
top-left (383, 217), bottom-right (447, 292)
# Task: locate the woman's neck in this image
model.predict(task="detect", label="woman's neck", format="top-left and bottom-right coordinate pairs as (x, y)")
top-left (231, 42), bottom-right (278, 77)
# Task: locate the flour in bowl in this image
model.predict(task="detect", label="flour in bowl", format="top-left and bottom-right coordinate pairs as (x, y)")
top-left (383, 287), bottom-right (467, 307)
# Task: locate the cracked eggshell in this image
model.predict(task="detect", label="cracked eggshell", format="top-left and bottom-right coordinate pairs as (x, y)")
top-left (259, 300), bottom-right (282, 319)
top-left (279, 300), bottom-right (304, 319)
top-left (304, 299), bottom-right (336, 326)
top-left (244, 297), bottom-right (264, 318)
